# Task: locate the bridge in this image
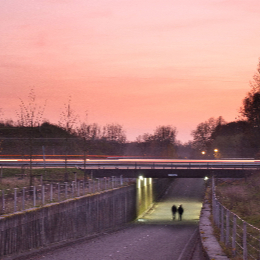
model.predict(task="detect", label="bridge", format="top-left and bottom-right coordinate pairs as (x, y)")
top-left (82, 159), bottom-right (260, 178)
top-left (1, 158), bottom-right (259, 178)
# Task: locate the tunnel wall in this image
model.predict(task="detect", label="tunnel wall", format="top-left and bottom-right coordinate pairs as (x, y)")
top-left (137, 178), bottom-right (173, 217)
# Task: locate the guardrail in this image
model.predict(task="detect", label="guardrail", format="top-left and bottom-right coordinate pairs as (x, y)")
top-left (212, 178), bottom-right (260, 260)
top-left (2, 161), bottom-right (260, 170)
top-left (0, 176), bottom-right (131, 215)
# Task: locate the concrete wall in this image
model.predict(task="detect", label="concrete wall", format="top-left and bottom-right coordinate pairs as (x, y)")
top-left (137, 178), bottom-right (172, 217)
top-left (0, 178), bottom-right (172, 257)
top-left (0, 185), bottom-right (136, 257)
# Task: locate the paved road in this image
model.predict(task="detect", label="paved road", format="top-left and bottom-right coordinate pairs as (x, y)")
top-left (29, 178), bottom-right (207, 260)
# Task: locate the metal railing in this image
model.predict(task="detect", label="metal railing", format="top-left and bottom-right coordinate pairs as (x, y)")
top-left (212, 178), bottom-right (260, 260)
top-left (2, 160), bottom-right (260, 170)
top-left (0, 176), bottom-right (130, 215)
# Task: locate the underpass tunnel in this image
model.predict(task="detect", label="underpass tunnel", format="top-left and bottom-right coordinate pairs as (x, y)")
top-left (136, 176), bottom-right (153, 217)
top-left (136, 178), bottom-right (205, 224)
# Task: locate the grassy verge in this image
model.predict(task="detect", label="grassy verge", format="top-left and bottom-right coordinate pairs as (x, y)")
top-left (0, 167), bottom-right (85, 190)
top-left (215, 172), bottom-right (260, 228)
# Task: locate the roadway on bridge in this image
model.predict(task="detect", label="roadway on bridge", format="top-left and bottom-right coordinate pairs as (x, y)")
top-left (30, 178), bottom-right (207, 260)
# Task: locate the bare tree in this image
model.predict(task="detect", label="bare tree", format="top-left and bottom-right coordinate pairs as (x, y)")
top-left (16, 88), bottom-right (46, 127)
top-left (76, 112), bottom-right (101, 180)
top-left (15, 88), bottom-right (46, 186)
top-left (101, 123), bottom-right (126, 143)
top-left (59, 97), bottom-right (78, 182)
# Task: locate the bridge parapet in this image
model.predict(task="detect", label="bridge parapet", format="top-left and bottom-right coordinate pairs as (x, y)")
top-left (85, 168), bottom-right (249, 178)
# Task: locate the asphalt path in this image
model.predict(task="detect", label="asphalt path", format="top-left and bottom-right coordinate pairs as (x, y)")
top-left (29, 178), bottom-right (207, 260)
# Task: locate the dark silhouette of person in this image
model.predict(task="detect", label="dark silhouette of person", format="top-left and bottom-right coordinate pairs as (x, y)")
top-left (177, 204), bottom-right (184, 221)
top-left (171, 204), bottom-right (177, 219)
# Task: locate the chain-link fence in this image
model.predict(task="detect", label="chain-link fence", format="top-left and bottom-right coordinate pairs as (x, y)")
top-left (212, 178), bottom-right (260, 260)
top-left (0, 176), bottom-right (132, 215)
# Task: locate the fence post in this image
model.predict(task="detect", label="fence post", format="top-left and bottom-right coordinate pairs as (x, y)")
top-left (216, 202), bottom-right (220, 228)
top-left (72, 181), bottom-right (75, 197)
top-left (212, 176), bottom-right (215, 201)
top-left (100, 178), bottom-right (103, 191)
top-left (22, 187), bottom-right (25, 211)
top-left (212, 195), bottom-right (216, 223)
top-left (88, 179), bottom-right (91, 194)
top-left (226, 210), bottom-right (230, 246)
top-left (83, 180), bottom-right (85, 195)
top-left (2, 190), bottom-right (5, 213)
top-left (58, 183), bottom-right (60, 202)
top-left (104, 177), bottom-right (107, 190)
top-left (0, 166), bottom-right (3, 183)
top-left (243, 222), bottom-right (247, 260)
top-left (65, 182), bottom-right (68, 199)
top-left (41, 185), bottom-right (45, 205)
top-left (97, 178), bottom-right (100, 192)
top-left (33, 186), bottom-right (36, 207)
top-left (50, 183), bottom-right (53, 201)
top-left (14, 188), bottom-right (17, 212)
top-left (92, 179), bottom-right (95, 194)
top-left (77, 181), bottom-right (80, 197)
top-left (220, 206), bottom-right (224, 242)
top-left (232, 214), bottom-right (237, 257)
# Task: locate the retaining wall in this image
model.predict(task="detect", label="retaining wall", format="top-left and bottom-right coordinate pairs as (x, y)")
top-left (0, 185), bottom-right (136, 257)
top-left (0, 178), bottom-right (171, 258)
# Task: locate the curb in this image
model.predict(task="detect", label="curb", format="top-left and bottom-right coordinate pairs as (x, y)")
top-left (199, 200), bottom-right (229, 260)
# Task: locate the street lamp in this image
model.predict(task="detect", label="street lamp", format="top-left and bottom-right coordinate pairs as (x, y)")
top-left (214, 148), bottom-right (219, 159)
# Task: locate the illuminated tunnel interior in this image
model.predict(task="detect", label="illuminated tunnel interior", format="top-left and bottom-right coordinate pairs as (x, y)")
top-left (136, 178), bottom-right (204, 224)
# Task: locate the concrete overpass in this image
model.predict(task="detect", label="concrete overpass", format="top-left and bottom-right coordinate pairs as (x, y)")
top-left (1, 158), bottom-right (259, 178)
top-left (80, 159), bottom-right (260, 178)
top-left (84, 168), bottom-right (247, 178)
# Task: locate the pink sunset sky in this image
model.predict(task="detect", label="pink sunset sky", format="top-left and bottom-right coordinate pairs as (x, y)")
top-left (1, 0), bottom-right (260, 143)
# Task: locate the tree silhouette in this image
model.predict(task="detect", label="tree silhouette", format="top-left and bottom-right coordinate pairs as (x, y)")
top-left (58, 97), bottom-right (78, 182)
top-left (15, 88), bottom-right (46, 186)
top-left (240, 59), bottom-right (260, 126)
top-left (136, 125), bottom-right (177, 157)
top-left (191, 117), bottom-right (225, 157)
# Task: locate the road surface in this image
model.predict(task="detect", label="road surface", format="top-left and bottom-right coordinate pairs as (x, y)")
top-left (28, 178), bottom-right (207, 260)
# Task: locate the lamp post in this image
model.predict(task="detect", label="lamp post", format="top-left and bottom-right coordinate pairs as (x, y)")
top-left (214, 148), bottom-right (219, 159)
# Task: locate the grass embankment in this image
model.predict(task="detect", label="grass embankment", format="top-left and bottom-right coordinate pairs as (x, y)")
top-left (0, 167), bottom-right (84, 191)
top-left (216, 173), bottom-right (260, 228)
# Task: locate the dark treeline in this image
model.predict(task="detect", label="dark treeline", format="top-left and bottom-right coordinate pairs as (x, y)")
top-left (191, 59), bottom-right (260, 159)
top-left (1, 59), bottom-right (260, 159)
top-left (0, 121), bottom-right (180, 158)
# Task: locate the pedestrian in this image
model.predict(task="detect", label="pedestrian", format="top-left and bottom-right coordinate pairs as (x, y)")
top-left (171, 204), bottom-right (177, 220)
top-left (177, 204), bottom-right (184, 221)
